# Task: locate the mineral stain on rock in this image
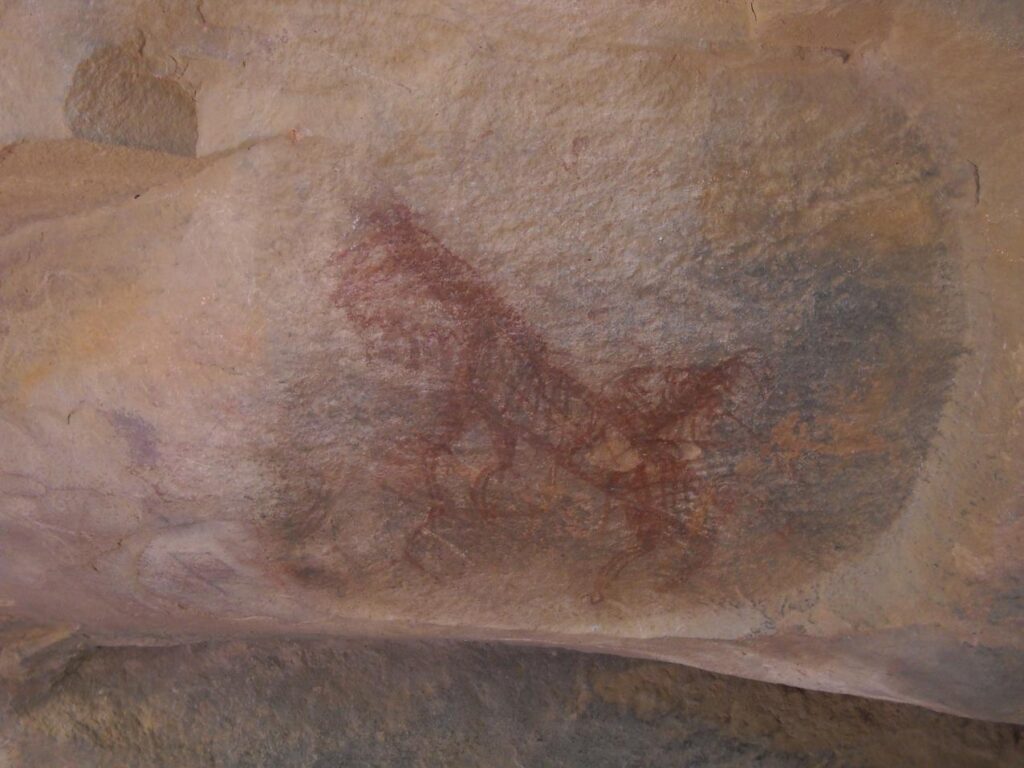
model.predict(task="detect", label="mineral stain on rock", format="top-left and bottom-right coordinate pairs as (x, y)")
top-left (64, 46), bottom-right (197, 157)
top-left (106, 409), bottom-right (159, 468)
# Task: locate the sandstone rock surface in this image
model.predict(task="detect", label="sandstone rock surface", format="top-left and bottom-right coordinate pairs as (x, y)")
top-left (1, 0), bottom-right (1023, 736)
top-left (2, 634), bottom-right (1021, 767)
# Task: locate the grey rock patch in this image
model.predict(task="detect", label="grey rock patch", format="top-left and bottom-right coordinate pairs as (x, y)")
top-left (3, 638), bottom-right (1021, 767)
top-left (64, 46), bottom-right (197, 157)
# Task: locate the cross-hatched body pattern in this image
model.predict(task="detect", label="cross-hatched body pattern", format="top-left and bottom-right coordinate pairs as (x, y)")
top-left (333, 203), bottom-right (764, 600)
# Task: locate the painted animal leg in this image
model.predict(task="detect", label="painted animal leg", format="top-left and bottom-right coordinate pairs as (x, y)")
top-left (470, 421), bottom-right (517, 519)
top-left (403, 447), bottom-right (462, 577)
top-left (589, 532), bottom-right (656, 604)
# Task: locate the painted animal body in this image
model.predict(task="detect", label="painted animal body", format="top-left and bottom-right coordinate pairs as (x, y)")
top-left (333, 204), bottom-right (757, 600)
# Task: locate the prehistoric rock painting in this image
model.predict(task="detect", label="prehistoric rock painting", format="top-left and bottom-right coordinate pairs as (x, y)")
top-left (262, 67), bottom-right (965, 607)
top-left (330, 204), bottom-right (766, 600)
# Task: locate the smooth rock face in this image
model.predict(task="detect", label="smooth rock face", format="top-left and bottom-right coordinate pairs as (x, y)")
top-left (0, 0), bottom-right (1023, 735)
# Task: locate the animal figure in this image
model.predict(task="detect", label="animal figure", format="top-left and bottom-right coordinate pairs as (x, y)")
top-left (333, 203), bottom-right (761, 601)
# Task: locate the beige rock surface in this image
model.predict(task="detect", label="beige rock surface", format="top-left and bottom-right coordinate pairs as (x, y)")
top-left (0, 0), bottom-right (1022, 727)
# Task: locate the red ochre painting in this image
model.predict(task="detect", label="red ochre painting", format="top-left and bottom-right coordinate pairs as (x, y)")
top-left (265, 192), bottom-right (960, 605)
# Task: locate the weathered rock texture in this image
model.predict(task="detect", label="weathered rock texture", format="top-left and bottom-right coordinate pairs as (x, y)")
top-left (0, 0), bottom-right (1023, 739)
top-left (2, 635), bottom-right (1022, 767)
top-left (65, 45), bottom-right (198, 157)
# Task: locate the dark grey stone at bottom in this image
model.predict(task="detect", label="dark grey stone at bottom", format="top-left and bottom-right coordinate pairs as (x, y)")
top-left (3, 638), bottom-right (1021, 767)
